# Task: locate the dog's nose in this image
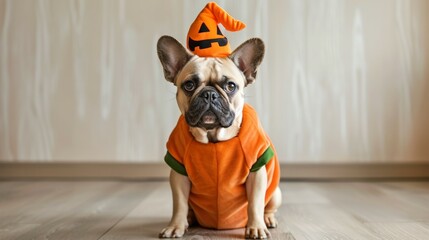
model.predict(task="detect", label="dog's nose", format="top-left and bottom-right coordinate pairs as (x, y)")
top-left (201, 89), bottom-right (219, 103)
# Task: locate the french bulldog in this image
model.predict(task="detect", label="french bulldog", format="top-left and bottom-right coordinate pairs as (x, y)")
top-left (157, 35), bottom-right (281, 239)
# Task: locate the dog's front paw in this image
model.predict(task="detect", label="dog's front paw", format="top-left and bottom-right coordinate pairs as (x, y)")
top-left (264, 212), bottom-right (278, 228)
top-left (159, 224), bottom-right (187, 238)
top-left (245, 222), bottom-right (271, 239)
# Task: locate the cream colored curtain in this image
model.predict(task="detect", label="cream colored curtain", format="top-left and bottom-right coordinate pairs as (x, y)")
top-left (0, 0), bottom-right (428, 163)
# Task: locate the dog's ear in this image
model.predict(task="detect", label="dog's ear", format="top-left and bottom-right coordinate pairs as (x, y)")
top-left (157, 36), bottom-right (194, 84)
top-left (229, 38), bottom-right (265, 86)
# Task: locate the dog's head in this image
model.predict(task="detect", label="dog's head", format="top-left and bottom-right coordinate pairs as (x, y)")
top-left (157, 36), bottom-right (264, 143)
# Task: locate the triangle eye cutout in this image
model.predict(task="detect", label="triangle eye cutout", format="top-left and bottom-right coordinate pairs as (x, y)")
top-left (198, 23), bottom-right (210, 33)
top-left (217, 26), bottom-right (223, 36)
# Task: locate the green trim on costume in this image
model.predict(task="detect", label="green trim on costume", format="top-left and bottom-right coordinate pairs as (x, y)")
top-left (250, 146), bottom-right (274, 172)
top-left (164, 151), bottom-right (188, 176)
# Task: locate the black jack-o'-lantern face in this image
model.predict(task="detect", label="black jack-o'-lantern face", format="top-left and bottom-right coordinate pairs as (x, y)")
top-left (188, 22), bottom-right (228, 52)
top-left (187, 20), bottom-right (232, 57)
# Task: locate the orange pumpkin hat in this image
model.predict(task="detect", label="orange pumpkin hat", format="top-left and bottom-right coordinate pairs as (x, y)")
top-left (187, 2), bottom-right (246, 57)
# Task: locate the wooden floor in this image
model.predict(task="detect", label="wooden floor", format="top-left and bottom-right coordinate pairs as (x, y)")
top-left (1, 180), bottom-right (429, 240)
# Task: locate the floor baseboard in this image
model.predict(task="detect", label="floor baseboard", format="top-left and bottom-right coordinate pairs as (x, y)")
top-left (1, 162), bottom-right (428, 180)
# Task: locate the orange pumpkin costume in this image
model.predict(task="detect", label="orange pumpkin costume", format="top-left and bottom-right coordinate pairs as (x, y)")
top-left (165, 104), bottom-right (280, 229)
top-left (187, 2), bottom-right (246, 57)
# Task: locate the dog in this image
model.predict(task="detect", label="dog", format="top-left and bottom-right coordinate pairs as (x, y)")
top-left (157, 35), bottom-right (281, 239)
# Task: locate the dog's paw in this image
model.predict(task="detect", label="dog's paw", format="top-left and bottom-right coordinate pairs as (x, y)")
top-left (245, 223), bottom-right (271, 239)
top-left (264, 212), bottom-right (278, 228)
top-left (159, 224), bottom-right (187, 238)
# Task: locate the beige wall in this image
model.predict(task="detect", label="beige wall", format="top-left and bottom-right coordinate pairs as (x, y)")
top-left (0, 0), bottom-right (428, 163)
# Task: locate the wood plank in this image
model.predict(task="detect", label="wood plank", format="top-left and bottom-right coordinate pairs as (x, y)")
top-left (99, 182), bottom-right (172, 240)
top-left (364, 222), bottom-right (429, 240)
top-left (0, 181), bottom-right (161, 240)
top-left (0, 181), bottom-right (85, 234)
top-left (375, 182), bottom-right (429, 212)
top-left (280, 183), bottom-right (380, 240)
top-left (313, 182), bottom-right (429, 222)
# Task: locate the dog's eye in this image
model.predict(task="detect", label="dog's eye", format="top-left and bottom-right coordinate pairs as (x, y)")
top-left (183, 81), bottom-right (196, 92)
top-left (225, 81), bottom-right (237, 93)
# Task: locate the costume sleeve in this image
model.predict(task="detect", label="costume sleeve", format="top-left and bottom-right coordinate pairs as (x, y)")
top-left (250, 145), bottom-right (274, 172)
top-left (165, 116), bottom-right (191, 176)
top-left (164, 151), bottom-right (187, 176)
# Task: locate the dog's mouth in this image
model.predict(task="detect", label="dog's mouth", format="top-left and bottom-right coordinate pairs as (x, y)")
top-left (189, 110), bottom-right (217, 130)
top-left (185, 89), bottom-right (235, 130)
top-left (187, 107), bottom-right (235, 130)
top-left (201, 111), bottom-right (217, 125)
